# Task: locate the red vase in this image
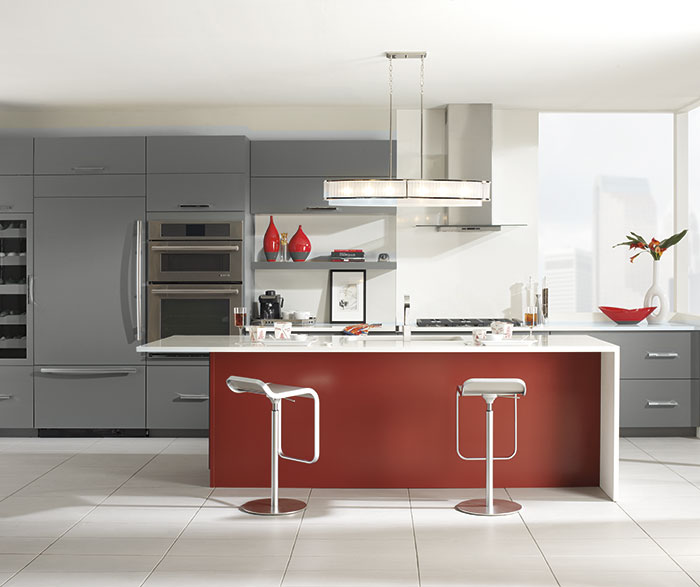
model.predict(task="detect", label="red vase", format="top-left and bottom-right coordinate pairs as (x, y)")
top-left (263, 216), bottom-right (280, 262)
top-left (289, 225), bottom-right (311, 262)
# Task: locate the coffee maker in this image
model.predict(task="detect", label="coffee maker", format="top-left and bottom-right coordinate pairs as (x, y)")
top-left (258, 290), bottom-right (284, 320)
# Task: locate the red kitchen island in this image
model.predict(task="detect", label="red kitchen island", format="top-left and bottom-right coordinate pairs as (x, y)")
top-left (138, 334), bottom-right (620, 500)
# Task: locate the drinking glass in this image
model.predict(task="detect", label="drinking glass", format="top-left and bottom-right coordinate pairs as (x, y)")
top-left (525, 305), bottom-right (537, 339)
top-left (233, 307), bottom-right (248, 336)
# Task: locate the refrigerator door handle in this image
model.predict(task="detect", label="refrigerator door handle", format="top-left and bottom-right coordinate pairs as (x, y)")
top-left (135, 220), bottom-right (144, 343)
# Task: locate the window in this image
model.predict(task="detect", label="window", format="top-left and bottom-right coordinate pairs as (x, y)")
top-left (688, 107), bottom-right (700, 314)
top-left (539, 113), bottom-right (674, 314)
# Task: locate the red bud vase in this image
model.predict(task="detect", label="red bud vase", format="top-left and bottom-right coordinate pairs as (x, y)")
top-left (289, 225), bottom-right (311, 262)
top-left (263, 216), bottom-right (280, 262)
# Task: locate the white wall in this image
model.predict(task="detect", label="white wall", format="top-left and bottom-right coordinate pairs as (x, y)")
top-left (395, 109), bottom-right (539, 321)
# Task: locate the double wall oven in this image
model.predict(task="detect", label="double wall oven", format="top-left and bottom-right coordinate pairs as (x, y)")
top-left (147, 220), bottom-right (243, 342)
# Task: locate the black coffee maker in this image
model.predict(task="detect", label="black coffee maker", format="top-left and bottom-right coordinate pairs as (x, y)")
top-left (258, 290), bottom-right (284, 320)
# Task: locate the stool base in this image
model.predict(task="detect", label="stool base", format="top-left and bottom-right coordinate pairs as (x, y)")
top-left (455, 498), bottom-right (522, 516)
top-left (240, 498), bottom-right (307, 516)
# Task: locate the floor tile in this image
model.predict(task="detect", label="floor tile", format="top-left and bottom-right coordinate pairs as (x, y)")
top-left (0, 554), bottom-right (35, 573)
top-left (293, 538), bottom-right (416, 557)
top-left (155, 554), bottom-right (288, 572)
top-left (536, 537), bottom-right (666, 557)
top-left (144, 571), bottom-right (284, 586)
top-left (23, 554), bottom-right (161, 572)
top-left (45, 537), bottom-right (175, 556)
top-left (282, 568), bottom-right (419, 586)
top-left (655, 537), bottom-right (700, 556)
top-left (554, 570), bottom-right (697, 587)
top-left (673, 556), bottom-right (700, 571)
top-left (0, 538), bottom-right (54, 555)
top-left (547, 554), bottom-right (680, 572)
top-left (2, 571), bottom-right (149, 587)
top-left (419, 569), bottom-right (557, 586)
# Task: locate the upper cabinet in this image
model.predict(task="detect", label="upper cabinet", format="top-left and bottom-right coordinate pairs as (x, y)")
top-left (35, 137), bottom-right (145, 175)
top-left (147, 136), bottom-right (249, 174)
top-left (250, 140), bottom-right (395, 214)
top-left (0, 139), bottom-right (33, 175)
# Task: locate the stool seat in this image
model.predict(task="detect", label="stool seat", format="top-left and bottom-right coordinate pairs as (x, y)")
top-left (459, 378), bottom-right (527, 398)
top-left (226, 375), bottom-right (320, 516)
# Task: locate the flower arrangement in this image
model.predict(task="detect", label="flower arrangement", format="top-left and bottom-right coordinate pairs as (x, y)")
top-left (614, 229), bottom-right (687, 263)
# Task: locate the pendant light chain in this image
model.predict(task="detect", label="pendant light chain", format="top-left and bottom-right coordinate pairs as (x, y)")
top-left (388, 55), bottom-right (394, 179)
top-left (420, 55), bottom-right (425, 180)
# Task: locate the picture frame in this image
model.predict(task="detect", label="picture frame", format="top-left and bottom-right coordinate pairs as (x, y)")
top-left (329, 270), bottom-right (366, 323)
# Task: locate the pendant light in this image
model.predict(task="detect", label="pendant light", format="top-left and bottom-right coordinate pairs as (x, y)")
top-left (324, 52), bottom-right (490, 207)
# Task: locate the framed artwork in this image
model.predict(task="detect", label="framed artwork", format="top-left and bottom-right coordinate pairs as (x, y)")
top-left (329, 270), bottom-right (366, 323)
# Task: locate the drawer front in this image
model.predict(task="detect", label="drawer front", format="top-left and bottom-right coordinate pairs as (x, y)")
top-left (35, 175), bottom-right (145, 198)
top-left (0, 176), bottom-right (33, 212)
top-left (620, 379), bottom-right (699, 428)
top-left (251, 140), bottom-right (393, 177)
top-left (251, 177), bottom-right (330, 214)
top-left (147, 136), bottom-right (249, 174)
top-left (0, 367), bottom-right (33, 428)
top-left (591, 332), bottom-right (693, 379)
top-left (34, 366), bottom-right (145, 428)
top-left (35, 138), bottom-right (145, 175)
top-left (147, 174), bottom-right (247, 212)
top-left (147, 365), bottom-right (209, 429)
top-left (0, 139), bottom-right (33, 175)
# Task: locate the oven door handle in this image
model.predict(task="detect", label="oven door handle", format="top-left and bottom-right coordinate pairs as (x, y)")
top-left (150, 245), bottom-right (240, 251)
top-left (151, 288), bottom-right (240, 295)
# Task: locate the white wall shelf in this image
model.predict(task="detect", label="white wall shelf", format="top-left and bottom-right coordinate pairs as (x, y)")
top-left (252, 261), bottom-right (396, 271)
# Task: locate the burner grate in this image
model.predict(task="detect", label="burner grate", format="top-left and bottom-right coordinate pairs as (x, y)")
top-left (416, 318), bottom-right (522, 328)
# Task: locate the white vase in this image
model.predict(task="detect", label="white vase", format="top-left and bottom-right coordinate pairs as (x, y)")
top-left (643, 259), bottom-right (669, 324)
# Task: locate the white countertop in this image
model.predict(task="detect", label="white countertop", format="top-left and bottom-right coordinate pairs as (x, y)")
top-left (414, 321), bottom-right (700, 333)
top-left (138, 334), bottom-right (618, 354)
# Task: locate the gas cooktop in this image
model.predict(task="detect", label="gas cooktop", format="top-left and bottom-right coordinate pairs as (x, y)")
top-left (416, 318), bottom-right (522, 328)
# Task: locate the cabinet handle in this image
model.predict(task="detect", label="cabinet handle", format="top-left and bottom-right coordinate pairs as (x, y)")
top-left (646, 400), bottom-right (679, 408)
top-left (0, 205), bottom-right (13, 211)
top-left (305, 206), bottom-right (337, 211)
top-left (151, 288), bottom-right (239, 295)
top-left (135, 221), bottom-right (143, 343)
top-left (178, 204), bottom-right (212, 209)
top-left (646, 352), bottom-right (679, 359)
top-left (176, 393), bottom-right (209, 401)
top-left (0, 395), bottom-right (12, 400)
top-left (27, 274), bottom-right (34, 305)
top-left (71, 166), bottom-right (106, 173)
top-left (150, 245), bottom-right (239, 251)
top-left (39, 368), bottom-right (138, 375)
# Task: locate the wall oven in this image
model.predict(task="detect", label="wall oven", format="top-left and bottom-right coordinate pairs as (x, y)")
top-left (147, 220), bottom-right (244, 342)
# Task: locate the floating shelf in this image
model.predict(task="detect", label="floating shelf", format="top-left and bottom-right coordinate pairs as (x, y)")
top-left (252, 261), bottom-right (396, 271)
top-left (414, 223), bottom-right (527, 232)
top-left (0, 285), bottom-right (26, 294)
top-left (0, 315), bottom-right (26, 325)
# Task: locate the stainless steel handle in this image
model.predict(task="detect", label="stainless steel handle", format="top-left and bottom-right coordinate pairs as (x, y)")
top-left (0, 395), bottom-right (12, 400)
top-left (39, 368), bottom-right (138, 375)
top-left (646, 400), bottom-right (679, 407)
top-left (27, 274), bottom-right (34, 305)
top-left (135, 220), bottom-right (143, 343)
top-left (646, 352), bottom-right (679, 359)
top-left (0, 205), bottom-right (13, 211)
top-left (151, 288), bottom-right (240, 295)
top-left (150, 245), bottom-right (240, 251)
top-left (71, 166), bottom-right (106, 172)
top-left (176, 393), bottom-right (209, 401)
top-left (305, 206), bottom-right (338, 211)
top-left (178, 204), bottom-right (212, 209)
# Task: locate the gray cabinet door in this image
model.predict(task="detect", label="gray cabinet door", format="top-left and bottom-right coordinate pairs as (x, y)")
top-left (620, 379), bottom-right (699, 428)
top-left (0, 139), bottom-right (33, 175)
top-left (35, 138), bottom-right (145, 174)
top-left (0, 367), bottom-right (33, 428)
top-left (35, 197), bottom-right (145, 365)
top-left (251, 140), bottom-right (394, 177)
top-left (251, 177), bottom-right (330, 213)
top-left (0, 177), bottom-right (33, 212)
top-left (147, 136), bottom-right (249, 173)
top-left (147, 365), bottom-right (209, 429)
top-left (34, 366), bottom-right (145, 428)
top-left (35, 175), bottom-right (145, 198)
top-left (147, 174), bottom-right (247, 211)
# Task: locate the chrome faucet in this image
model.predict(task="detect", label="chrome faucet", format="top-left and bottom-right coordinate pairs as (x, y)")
top-left (403, 295), bottom-right (411, 340)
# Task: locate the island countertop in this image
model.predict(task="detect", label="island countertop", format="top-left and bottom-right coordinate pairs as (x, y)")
top-left (137, 333), bottom-right (618, 354)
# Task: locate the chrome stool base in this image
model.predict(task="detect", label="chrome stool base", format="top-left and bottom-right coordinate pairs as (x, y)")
top-left (240, 498), bottom-right (308, 516)
top-left (455, 498), bottom-right (522, 516)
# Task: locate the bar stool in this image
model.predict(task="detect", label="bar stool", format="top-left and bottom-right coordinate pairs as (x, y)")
top-left (455, 377), bottom-right (526, 516)
top-left (226, 375), bottom-right (320, 516)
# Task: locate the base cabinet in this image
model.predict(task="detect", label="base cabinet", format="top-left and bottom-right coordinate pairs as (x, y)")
top-left (0, 367), bottom-right (33, 428)
top-left (147, 365), bottom-right (209, 429)
top-left (620, 379), bottom-right (700, 428)
top-left (34, 366), bottom-right (145, 429)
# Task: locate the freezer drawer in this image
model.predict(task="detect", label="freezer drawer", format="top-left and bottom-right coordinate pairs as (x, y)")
top-left (620, 379), bottom-right (699, 428)
top-left (35, 137), bottom-right (145, 175)
top-left (0, 367), bottom-right (33, 428)
top-left (147, 365), bottom-right (209, 429)
top-left (34, 366), bottom-right (145, 428)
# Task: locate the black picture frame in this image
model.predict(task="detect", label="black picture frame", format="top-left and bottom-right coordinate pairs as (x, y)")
top-left (329, 269), bottom-right (367, 323)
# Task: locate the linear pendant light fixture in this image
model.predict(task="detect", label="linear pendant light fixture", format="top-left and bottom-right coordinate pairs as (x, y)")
top-left (324, 52), bottom-right (490, 207)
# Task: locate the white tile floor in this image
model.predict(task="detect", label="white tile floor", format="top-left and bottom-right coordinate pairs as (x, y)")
top-left (0, 437), bottom-right (698, 586)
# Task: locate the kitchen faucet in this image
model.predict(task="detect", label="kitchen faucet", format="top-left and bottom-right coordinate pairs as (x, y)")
top-left (403, 295), bottom-right (411, 340)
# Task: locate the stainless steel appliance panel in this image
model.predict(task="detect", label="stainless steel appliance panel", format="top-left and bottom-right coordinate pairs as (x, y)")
top-left (148, 240), bottom-right (242, 283)
top-left (148, 220), bottom-right (243, 240)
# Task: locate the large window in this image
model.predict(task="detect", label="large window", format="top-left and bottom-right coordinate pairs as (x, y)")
top-left (539, 113), bottom-right (674, 314)
top-left (688, 108), bottom-right (700, 314)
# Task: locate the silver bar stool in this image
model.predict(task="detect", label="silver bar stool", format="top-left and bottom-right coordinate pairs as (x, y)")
top-left (456, 377), bottom-right (526, 516)
top-left (226, 375), bottom-right (320, 516)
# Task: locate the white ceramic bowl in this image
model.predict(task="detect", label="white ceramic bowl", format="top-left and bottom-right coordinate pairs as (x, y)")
top-left (483, 333), bottom-right (504, 342)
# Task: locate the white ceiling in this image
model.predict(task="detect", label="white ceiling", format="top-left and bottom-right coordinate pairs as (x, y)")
top-left (2, 0), bottom-right (700, 112)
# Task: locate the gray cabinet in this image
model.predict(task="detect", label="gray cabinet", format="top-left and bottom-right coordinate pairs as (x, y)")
top-left (147, 365), bottom-right (209, 429)
top-left (0, 367), bottom-right (33, 428)
top-left (35, 138), bottom-right (145, 175)
top-left (34, 366), bottom-right (145, 428)
top-left (0, 177), bottom-right (33, 212)
top-left (34, 197), bottom-right (144, 365)
top-left (35, 176), bottom-right (145, 198)
top-left (0, 139), bottom-right (33, 175)
top-left (251, 177), bottom-right (337, 214)
top-left (147, 136), bottom-right (249, 174)
top-left (621, 379), bottom-right (699, 428)
top-left (147, 174), bottom-right (247, 212)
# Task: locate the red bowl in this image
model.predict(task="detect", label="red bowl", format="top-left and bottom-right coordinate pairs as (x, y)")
top-left (599, 306), bottom-right (656, 324)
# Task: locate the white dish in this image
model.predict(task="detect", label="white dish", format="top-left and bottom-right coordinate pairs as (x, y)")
top-left (483, 333), bottom-right (504, 342)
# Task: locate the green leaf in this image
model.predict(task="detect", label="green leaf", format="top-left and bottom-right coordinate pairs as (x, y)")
top-left (659, 229), bottom-right (688, 250)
